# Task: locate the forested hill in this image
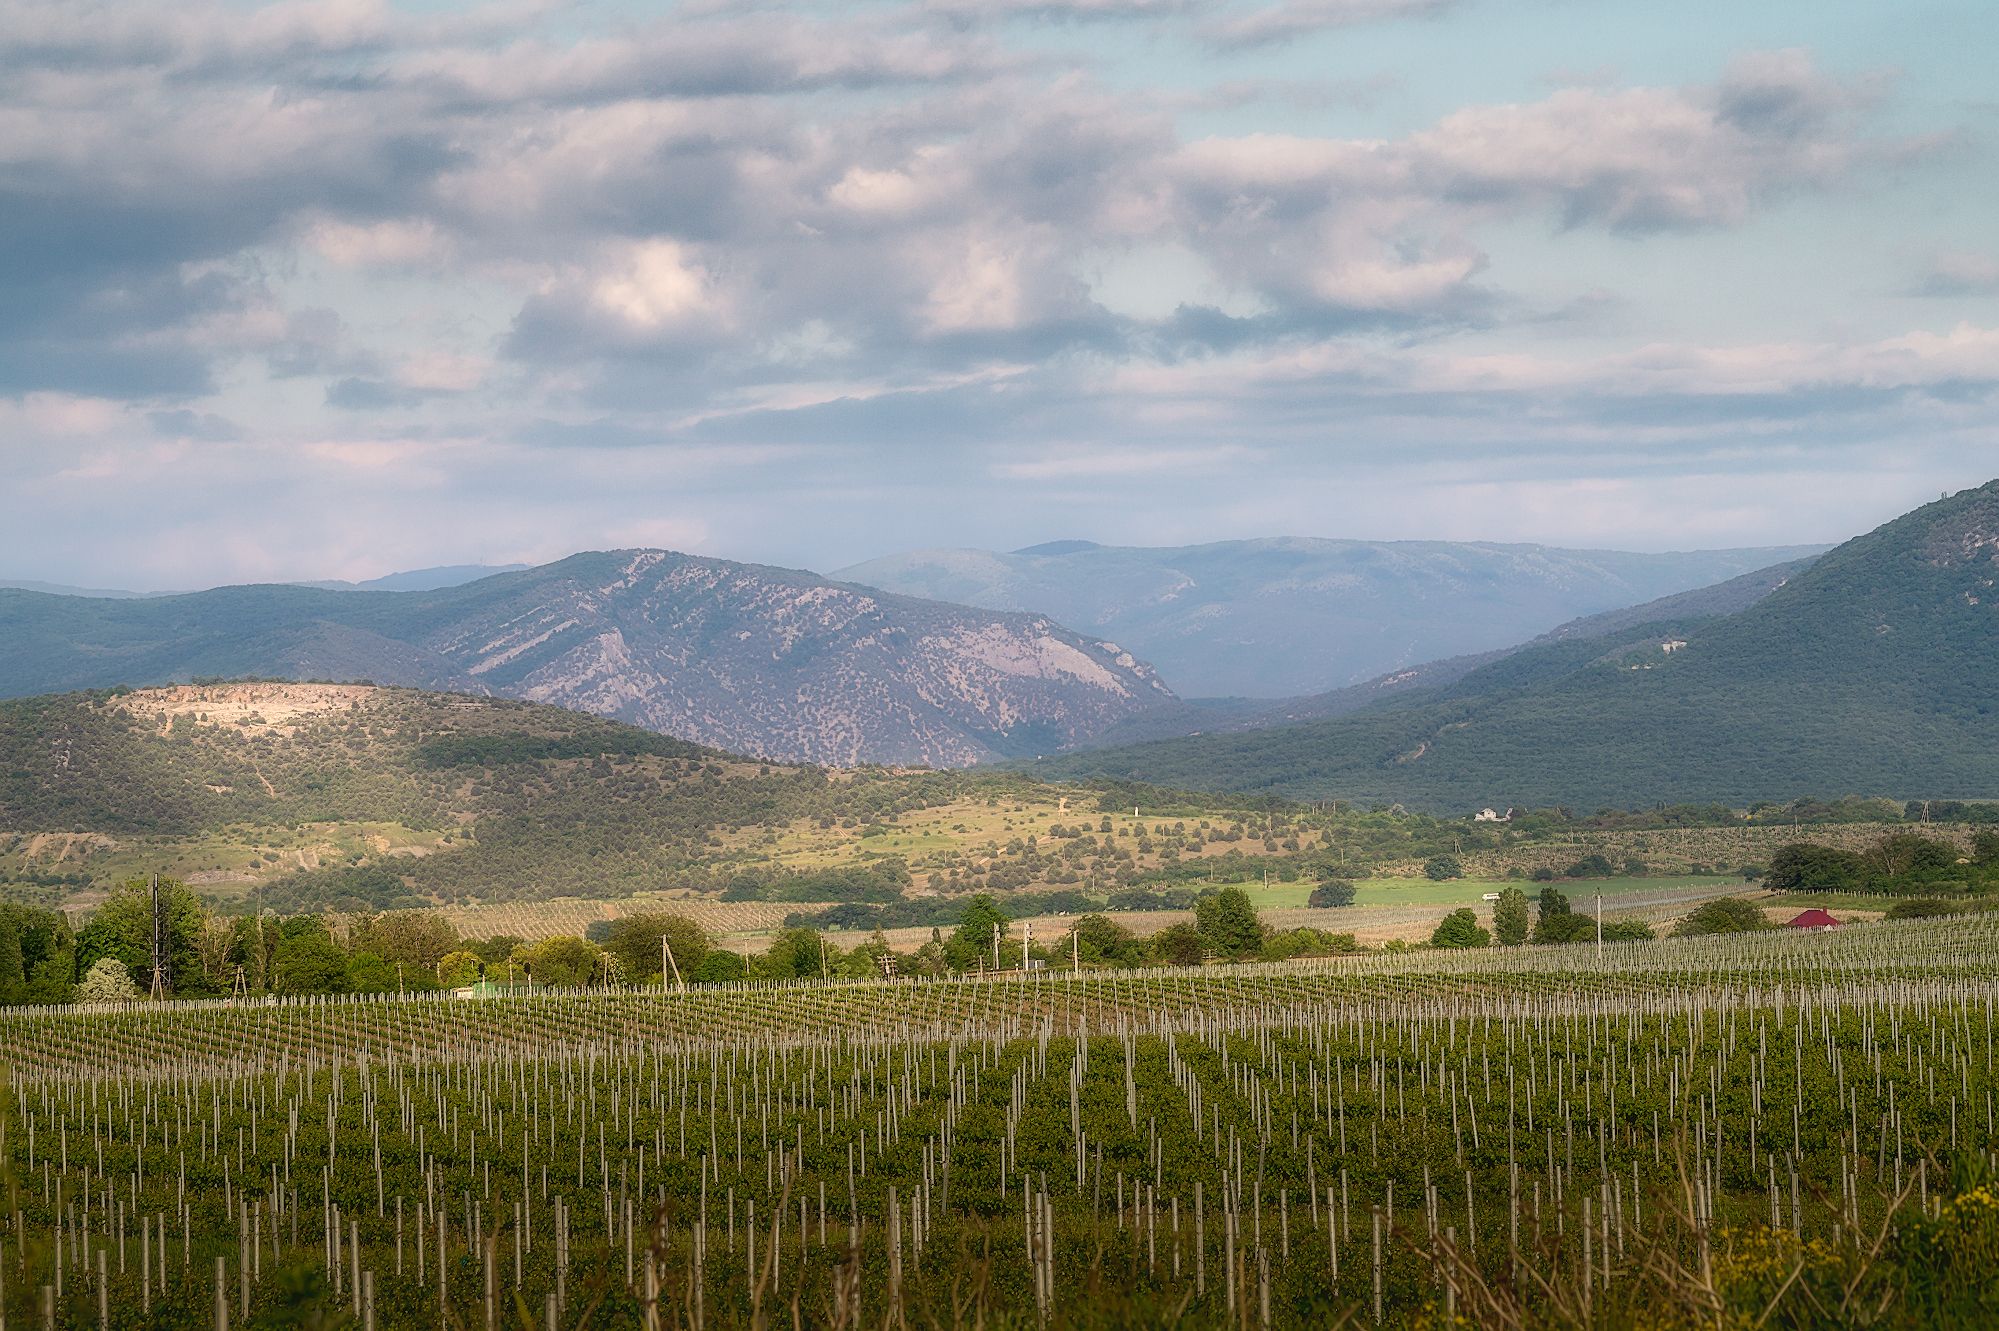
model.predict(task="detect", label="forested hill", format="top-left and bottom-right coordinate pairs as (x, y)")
top-left (0, 549), bottom-right (1174, 766)
top-left (1030, 482), bottom-right (1999, 811)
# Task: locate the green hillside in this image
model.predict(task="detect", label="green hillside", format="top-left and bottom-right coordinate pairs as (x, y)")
top-left (0, 682), bottom-right (1397, 912)
top-left (1032, 482), bottom-right (1999, 810)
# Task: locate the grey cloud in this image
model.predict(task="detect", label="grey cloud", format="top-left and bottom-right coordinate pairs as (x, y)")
top-left (1202, 0), bottom-right (1459, 50)
top-left (147, 408), bottom-right (241, 440)
top-left (325, 378), bottom-right (432, 411)
top-left (1910, 252), bottom-right (1999, 298)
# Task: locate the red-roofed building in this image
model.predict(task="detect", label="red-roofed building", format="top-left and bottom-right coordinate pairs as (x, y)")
top-left (1786, 908), bottom-right (1840, 931)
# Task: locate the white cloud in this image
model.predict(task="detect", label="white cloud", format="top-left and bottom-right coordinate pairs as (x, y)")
top-left (590, 240), bottom-right (730, 335)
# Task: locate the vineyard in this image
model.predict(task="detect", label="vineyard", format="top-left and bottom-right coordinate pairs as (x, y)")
top-left (1, 920), bottom-right (1997, 1326)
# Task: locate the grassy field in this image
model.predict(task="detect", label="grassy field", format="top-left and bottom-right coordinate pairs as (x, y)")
top-left (2, 917), bottom-right (1995, 1327)
top-left (1232, 872), bottom-right (1742, 910)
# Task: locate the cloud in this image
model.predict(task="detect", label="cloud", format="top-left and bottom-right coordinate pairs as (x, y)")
top-left (0, 1), bottom-right (1987, 584)
top-left (1203, 0), bottom-right (1460, 51)
top-left (1910, 251), bottom-right (1999, 298)
top-left (992, 444), bottom-right (1256, 479)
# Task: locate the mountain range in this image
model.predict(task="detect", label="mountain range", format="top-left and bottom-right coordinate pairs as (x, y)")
top-left (836, 539), bottom-right (1824, 698)
top-left (0, 551), bottom-right (1169, 766)
top-left (1031, 481), bottom-right (1999, 810)
top-left (0, 564), bottom-right (525, 599)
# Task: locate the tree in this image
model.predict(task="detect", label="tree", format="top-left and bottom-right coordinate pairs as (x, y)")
top-left (528, 935), bottom-right (602, 988)
top-left (603, 912), bottom-right (709, 985)
top-left (78, 876), bottom-right (209, 995)
top-left (691, 950), bottom-right (748, 983)
top-left (1194, 887), bottom-right (1262, 959)
top-left (346, 951), bottom-right (398, 995)
top-left (0, 911), bottom-right (23, 999)
top-left (1424, 856), bottom-right (1465, 881)
top-left (1565, 854), bottom-right (1615, 879)
top-left (1763, 844), bottom-right (1866, 894)
top-left (75, 957), bottom-right (139, 1004)
top-left (1068, 914), bottom-right (1140, 966)
top-left (1974, 831), bottom-right (1999, 867)
top-left (1308, 879), bottom-right (1357, 908)
top-left (945, 895), bottom-right (1009, 971)
top-left (270, 920), bottom-right (349, 995)
top-left (761, 928), bottom-right (832, 980)
top-left (348, 912), bottom-right (459, 971)
top-left (1152, 922), bottom-right (1206, 967)
top-left (1673, 897), bottom-right (1774, 937)
top-left (1864, 833), bottom-right (1959, 882)
top-left (1430, 908), bottom-right (1490, 949)
top-left (436, 950), bottom-right (482, 988)
top-left (1532, 887), bottom-right (1592, 944)
top-left (1492, 887), bottom-right (1530, 946)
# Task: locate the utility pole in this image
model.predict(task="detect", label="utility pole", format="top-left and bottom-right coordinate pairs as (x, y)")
top-left (148, 873), bottom-right (169, 1001)
top-left (661, 934), bottom-right (685, 991)
top-left (1072, 930), bottom-right (1079, 976)
top-left (992, 922), bottom-right (1000, 971)
top-left (1596, 893), bottom-right (1604, 964)
top-left (1022, 920), bottom-right (1031, 970)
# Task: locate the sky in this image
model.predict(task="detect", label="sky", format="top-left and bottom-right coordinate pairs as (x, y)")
top-left (3, 0), bottom-right (1996, 587)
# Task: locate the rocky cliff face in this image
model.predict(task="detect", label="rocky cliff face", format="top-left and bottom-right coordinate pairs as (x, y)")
top-left (0, 550), bottom-right (1175, 766)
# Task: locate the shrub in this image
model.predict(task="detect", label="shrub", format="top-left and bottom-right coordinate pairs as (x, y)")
top-left (1885, 898), bottom-right (1963, 920)
top-left (1424, 856), bottom-right (1465, 881)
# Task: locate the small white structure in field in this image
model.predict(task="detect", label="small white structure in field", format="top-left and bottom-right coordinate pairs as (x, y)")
top-left (1474, 807), bottom-right (1513, 822)
top-left (1661, 640), bottom-right (1688, 654)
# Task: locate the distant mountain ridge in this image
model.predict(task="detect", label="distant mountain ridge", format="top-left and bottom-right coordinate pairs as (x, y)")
top-left (0, 550), bottom-right (1172, 766)
top-left (835, 537), bottom-right (1826, 698)
top-left (1028, 483), bottom-right (1999, 809)
top-left (0, 564), bottom-right (525, 599)
top-left (1067, 555), bottom-right (1819, 749)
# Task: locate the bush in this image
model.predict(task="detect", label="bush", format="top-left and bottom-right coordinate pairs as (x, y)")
top-left (1308, 879), bottom-right (1357, 908)
top-left (1261, 928), bottom-right (1360, 961)
top-left (1884, 898), bottom-right (1963, 920)
top-left (1565, 854), bottom-right (1615, 879)
top-left (1424, 856), bottom-right (1465, 881)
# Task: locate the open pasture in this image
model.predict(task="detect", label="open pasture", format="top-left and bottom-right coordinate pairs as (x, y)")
top-left (1, 919), bottom-right (1996, 1327)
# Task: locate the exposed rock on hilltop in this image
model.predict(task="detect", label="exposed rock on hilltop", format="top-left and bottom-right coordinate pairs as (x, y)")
top-left (420, 551), bottom-right (1172, 765)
